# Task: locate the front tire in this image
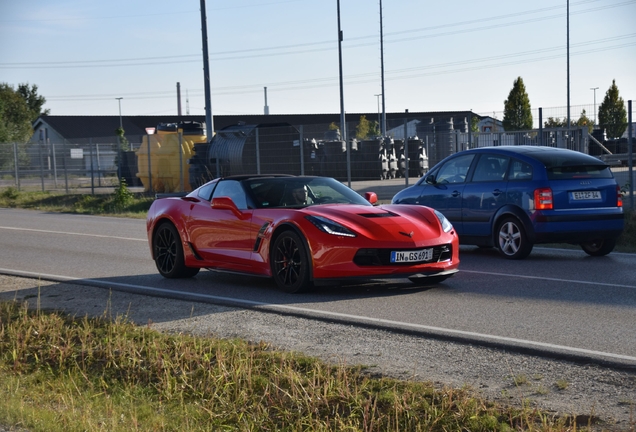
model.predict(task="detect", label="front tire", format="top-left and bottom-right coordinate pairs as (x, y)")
top-left (153, 222), bottom-right (200, 278)
top-left (496, 217), bottom-right (532, 260)
top-left (580, 238), bottom-right (616, 256)
top-left (271, 231), bottom-right (311, 293)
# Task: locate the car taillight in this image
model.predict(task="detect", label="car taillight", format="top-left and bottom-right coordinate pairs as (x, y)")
top-left (534, 188), bottom-right (553, 210)
top-left (617, 185), bottom-right (623, 208)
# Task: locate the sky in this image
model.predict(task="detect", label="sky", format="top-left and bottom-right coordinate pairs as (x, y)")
top-left (1, 0), bottom-right (635, 123)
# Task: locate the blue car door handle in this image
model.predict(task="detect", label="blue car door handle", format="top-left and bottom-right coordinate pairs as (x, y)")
top-left (451, 190), bottom-right (461, 197)
top-left (492, 189), bottom-right (502, 196)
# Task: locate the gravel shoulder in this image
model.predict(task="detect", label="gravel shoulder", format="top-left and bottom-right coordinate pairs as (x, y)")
top-left (1, 274), bottom-right (635, 431)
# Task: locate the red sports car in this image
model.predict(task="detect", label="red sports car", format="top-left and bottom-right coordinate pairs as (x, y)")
top-left (146, 175), bottom-right (459, 293)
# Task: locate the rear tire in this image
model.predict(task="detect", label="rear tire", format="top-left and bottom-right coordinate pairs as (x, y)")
top-left (580, 238), bottom-right (616, 256)
top-left (153, 222), bottom-right (200, 278)
top-left (496, 217), bottom-right (532, 260)
top-left (271, 231), bottom-right (311, 293)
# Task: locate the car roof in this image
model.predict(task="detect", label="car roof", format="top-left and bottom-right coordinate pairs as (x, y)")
top-left (465, 146), bottom-right (606, 165)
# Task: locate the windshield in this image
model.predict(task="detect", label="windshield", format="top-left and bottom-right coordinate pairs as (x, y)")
top-left (244, 177), bottom-right (371, 209)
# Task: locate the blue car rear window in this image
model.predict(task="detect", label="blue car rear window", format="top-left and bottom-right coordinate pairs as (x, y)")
top-left (546, 165), bottom-right (613, 180)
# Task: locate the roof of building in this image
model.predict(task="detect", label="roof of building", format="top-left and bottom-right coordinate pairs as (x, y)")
top-left (32, 111), bottom-right (479, 141)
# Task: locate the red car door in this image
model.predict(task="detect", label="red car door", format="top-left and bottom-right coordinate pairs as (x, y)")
top-left (187, 180), bottom-right (257, 271)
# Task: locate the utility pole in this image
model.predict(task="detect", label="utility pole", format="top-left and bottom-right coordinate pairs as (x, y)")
top-left (336, 0), bottom-right (349, 187)
top-left (379, 0), bottom-right (386, 136)
top-left (199, 0), bottom-right (214, 143)
top-left (566, 0), bottom-right (570, 128)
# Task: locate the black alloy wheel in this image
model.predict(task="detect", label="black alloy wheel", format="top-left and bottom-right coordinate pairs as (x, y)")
top-left (496, 217), bottom-right (532, 260)
top-left (271, 231), bottom-right (310, 293)
top-left (580, 238), bottom-right (616, 256)
top-left (153, 222), bottom-right (200, 278)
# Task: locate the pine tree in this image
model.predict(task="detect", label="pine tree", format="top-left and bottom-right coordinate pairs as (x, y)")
top-left (598, 79), bottom-right (627, 139)
top-left (502, 77), bottom-right (533, 131)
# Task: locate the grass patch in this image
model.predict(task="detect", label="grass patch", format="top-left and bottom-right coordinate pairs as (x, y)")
top-left (0, 184), bottom-right (153, 219)
top-left (0, 299), bottom-right (586, 431)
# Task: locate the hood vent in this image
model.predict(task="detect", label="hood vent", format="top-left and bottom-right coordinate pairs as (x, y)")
top-left (358, 211), bottom-right (398, 218)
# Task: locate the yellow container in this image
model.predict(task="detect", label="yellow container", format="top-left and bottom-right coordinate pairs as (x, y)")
top-left (135, 134), bottom-right (160, 192)
top-left (136, 124), bottom-right (207, 193)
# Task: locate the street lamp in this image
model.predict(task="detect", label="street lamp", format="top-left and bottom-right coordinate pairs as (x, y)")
top-left (590, 87), bottom-right (599, 127)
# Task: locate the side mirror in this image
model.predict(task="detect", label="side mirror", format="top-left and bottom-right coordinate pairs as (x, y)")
top-left (212, 196), bottom-right (242, 217)
top-left (425, 174), bottom-right (437, 185)
top-left (364, 191), bottom-right (378, 204)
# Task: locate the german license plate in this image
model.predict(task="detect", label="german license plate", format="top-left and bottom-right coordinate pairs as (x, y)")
top-left (390, 248), bottom-right (433, 263)
top-left (571, 191), bottom-right (601, 200)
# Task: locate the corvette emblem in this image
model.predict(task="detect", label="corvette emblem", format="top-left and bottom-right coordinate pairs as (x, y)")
top-left (399, 231), bottom-right (414, 238)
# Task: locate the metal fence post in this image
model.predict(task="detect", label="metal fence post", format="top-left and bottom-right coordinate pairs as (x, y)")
top-left (404, 114), bottom-right (409, 187)
top-left (178, 129), bottom-right (184, 192)
top-left (13, 142), bottom-right (20, 190)
top-left (299, 125), bottom-right (304, 175)
top-left (51, 140), bottom-right (58, 188)
top-left (38, 135), bottom-right (44, 191)
top-left (539, 108), bottom-right (543, 146)
top-left (62, 139), bottom-right (68, 194)
top-left (255, 128), bottom-right (261, 175)
top-left (96, 143), bottom-right (102, 187)
top-left (90, 138), bottom-right (95, 195)
top-left (628, 100), bottom-right (633, 210)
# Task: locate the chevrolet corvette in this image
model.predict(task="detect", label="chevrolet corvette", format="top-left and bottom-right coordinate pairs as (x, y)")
top-left (146, 175), bottom-right (459, 293)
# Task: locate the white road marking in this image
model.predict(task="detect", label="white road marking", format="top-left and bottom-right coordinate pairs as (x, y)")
top-left (461, 269), bottom-right (636, 290)
top-left (0, 226), bottom-right (146, 242)
top-left (2, 268), bottom-right (635, 364)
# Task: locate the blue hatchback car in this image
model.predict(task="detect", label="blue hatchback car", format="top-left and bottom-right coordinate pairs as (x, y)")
top-left (391, 146), bottom-right (624, 259)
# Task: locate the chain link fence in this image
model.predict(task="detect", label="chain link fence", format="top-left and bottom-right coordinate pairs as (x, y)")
top-left (0, 110), bottom-right (633, 206)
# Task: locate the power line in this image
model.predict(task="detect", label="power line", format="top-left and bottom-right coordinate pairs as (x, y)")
top-left (2, 0), bottom-right (633, 68)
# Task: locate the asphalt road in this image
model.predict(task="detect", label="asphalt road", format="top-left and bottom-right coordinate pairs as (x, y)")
top-left (1, 207), bottom-right (635, 367)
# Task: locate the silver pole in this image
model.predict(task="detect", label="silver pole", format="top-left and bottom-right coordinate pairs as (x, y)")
top-left (179, 129), bottom-right (184, 192)
top-left (628, 100), bottom-right (633, 210)
top-left (590, 87), bottom-right (598, 126)
top-left (566, 0), bottom-right (570, 128)
top-left (116, 98), bottom-right (123, 129)
top-left (379, 0), bottom-right (386, 136)
top-left (404, 111), bottom-right (409, 186)
top-left (336, 0), bottom-right (349, 187)
top-left (199, 0), bottom-right (214, 140)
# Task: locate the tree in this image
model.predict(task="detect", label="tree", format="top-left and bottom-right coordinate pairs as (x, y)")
top-left (543, 110), bottom-right (591, 132)
top-left (0, 83), bottom-right (34, 171)
top-left (575, 109), bottom-right (593, 133)
top-left (502, 77), bottom-right (533, 131)
top-left (0, 83), bottom-right (33, 144)
top-left (17, 83), bottom-right (49, 121)
top-left (598, 79), bottom-right (627, 139)
top-left (470, 115), bottom-right (479, 133)
top-left (544, 117), bottom-right (566, 128)
top-left (355, 115), bottom-right (382, 140)
top-left (115, 127), bottom-right (130, 152)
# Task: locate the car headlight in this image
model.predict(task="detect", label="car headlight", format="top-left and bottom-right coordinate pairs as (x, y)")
top-left (434, 210), bottom-right (453, 233)
top-left (306, 215), bottom-right (357, 237)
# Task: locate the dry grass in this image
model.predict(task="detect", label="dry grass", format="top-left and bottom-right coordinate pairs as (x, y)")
top-left (0, 299), bottom-right (594, 432)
